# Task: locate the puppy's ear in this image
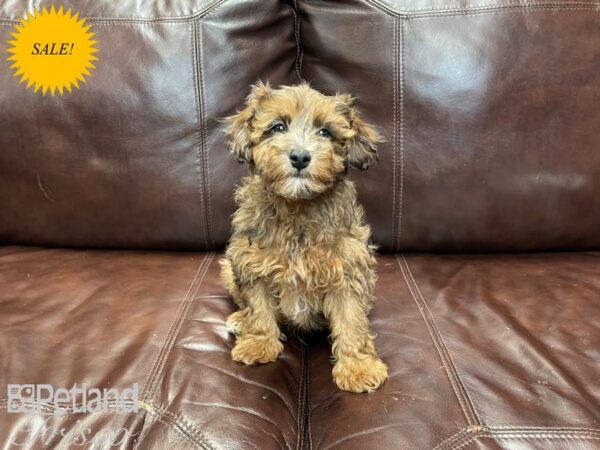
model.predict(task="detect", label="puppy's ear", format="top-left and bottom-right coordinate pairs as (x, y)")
top-left (337, 94), bottom-right (381, 170)
top-left (224, 81), bottom-right (272, 163)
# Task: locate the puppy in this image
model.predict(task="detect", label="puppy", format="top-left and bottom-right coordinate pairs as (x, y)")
top-left (220, 82), bottom-right (387, 393)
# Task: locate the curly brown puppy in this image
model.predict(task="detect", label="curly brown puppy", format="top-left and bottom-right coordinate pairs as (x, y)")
top-left (220, 82), bottom-right (387, 393)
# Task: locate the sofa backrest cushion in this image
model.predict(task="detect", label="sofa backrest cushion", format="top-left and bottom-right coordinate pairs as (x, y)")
top-left (300, 0), bottom-right (600, 252)
top-left (1, 0), bottom-right (599, 252)
top-left (0, 0), bottom-right (297, 249)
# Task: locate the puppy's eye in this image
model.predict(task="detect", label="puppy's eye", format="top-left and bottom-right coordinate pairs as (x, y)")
top-left (270, 123), bottom-right (287, 133)
top-left (318, 128), bottom-right (331, 138)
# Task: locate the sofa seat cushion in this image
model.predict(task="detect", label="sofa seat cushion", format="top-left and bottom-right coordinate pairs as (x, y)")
top-left (0, 247), bottom-right (306, 449)
top-left (309, 253), bottom-right (600, 449)
top-left (1, 248), bottom-right (599, 449)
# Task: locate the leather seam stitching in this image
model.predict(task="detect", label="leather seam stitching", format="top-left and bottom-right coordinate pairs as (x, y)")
top-left (0, 0), bottom-right (231, 24)
top-left (296, 341), bottom-right (306, 450)
top-left (142, 252), bottom-right (214, 401)
top-left (439, 427), bottom-right (600, 450)
top-left (70, 22), bottom-right (190, 28)
top-left (291, 0), bottom-right (305, 81)
top-left (397, 255), bottom-right (474, 424)
top-left (191, 20), bottom-right (210, 249)
top-left (195, 18), bottom-right (214, 248)
top-left (364, 0), bottom-right (600, 17)
top-left (396, 255), bottom-right (480, 426)
top-left (403, 256), bottom-right (484, 426)
top-left (296, 339), bottom-right (312, 450)
top-left (150, 415), bottom-right (203, 449)
top-left (150, 252), bottom-right (213, 399)
top-left (0, 1), bottom-right (596, 24)
top-left (133, 412), bottom-right (154, 450)
top-left (140, 254), bottom-right (204, 398)
top-left (408, 4), bottom-right (600, 18)
top-left (141, 252), bottom-right (210, 400)
top-left (434, 427), bottom-right (474, 450)
top-left (492, 426), bottom-right (600, 431)
top-left (391, 17), bottom-right (398, 251)
top-left (306, 344), bottom-right (313, 450)
top-left (401, 255), bottom-right (483, 425)
top-left (398, 18), bottom-right (405, 250)
top-left (191, 20), bottom-right (208, 249)
top-left (141, 401), bottom-right (214, 450)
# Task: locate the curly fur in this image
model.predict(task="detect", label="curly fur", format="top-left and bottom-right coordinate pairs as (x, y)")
top-left (220, 82), bottom-right (388, 393)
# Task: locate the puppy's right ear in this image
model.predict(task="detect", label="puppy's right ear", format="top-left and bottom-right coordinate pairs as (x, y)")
top-left (224, 81), bottom-right (271, 164)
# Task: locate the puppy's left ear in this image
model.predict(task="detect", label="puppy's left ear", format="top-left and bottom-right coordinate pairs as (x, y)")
top-left (338, 94), bottom-right (382, 170)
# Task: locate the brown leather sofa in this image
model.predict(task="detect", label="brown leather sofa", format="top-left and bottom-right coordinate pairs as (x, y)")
top-left (1, 1), bottom-right (599, 449)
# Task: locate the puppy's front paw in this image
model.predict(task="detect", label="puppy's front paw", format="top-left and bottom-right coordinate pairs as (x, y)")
top-left (333, 356), bottom-right (388, 393)
top-left (231, 335), bottom-right (283, 365)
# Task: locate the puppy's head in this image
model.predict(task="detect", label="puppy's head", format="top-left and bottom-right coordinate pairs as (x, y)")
top-left (224, 82), bottom-right (381, 200)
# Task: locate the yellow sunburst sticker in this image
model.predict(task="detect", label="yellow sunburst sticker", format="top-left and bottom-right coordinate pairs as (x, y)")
top-left (6, 6), bottom-right (98, 96)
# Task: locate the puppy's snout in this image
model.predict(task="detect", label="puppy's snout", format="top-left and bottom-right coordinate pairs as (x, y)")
top-left (289, 150), bottom-right (311, 171)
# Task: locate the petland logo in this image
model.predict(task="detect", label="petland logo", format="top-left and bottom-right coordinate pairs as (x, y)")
top-left (7, 383), bottom-right (139, 415)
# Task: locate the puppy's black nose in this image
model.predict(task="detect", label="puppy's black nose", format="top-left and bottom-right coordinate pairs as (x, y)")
top-left (289, 151), bottom-right (311, 170)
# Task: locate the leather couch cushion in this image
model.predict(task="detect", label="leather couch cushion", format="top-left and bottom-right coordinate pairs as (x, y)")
top-left (0, 247), bottom-right (306, 449)
top-left (1, 248), bottom-right (598, 448)
top-left (0, 0), bottom-right (296, 250)
top-left (309, 253), bottom-right (600, 449)
top-left (299, 0), bottom-right (600, 252)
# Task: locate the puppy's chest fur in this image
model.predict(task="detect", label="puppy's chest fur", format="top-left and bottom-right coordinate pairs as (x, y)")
top-left (228, 176), bottom-right (373, 330)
